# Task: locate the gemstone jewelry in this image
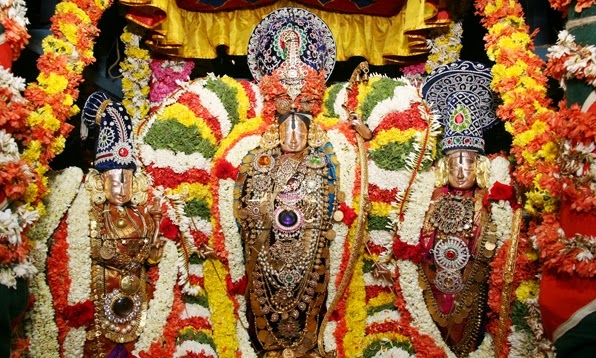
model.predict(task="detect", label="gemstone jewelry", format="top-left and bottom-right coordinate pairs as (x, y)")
top-left (236, 144), bottom-right (338, 352)
top-left (433, 236), bottom-right (470, 271)
top-left (430, 193), bottom-right (474, 234)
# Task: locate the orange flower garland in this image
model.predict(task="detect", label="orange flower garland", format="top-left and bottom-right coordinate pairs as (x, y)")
top-left (475, 0), bottom-right (559, 216)
top-left (548, 0), bottom-right (595, 13)
top-left (22, 0), bottom-right (112, 207)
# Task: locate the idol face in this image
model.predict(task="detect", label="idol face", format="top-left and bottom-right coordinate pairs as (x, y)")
top-left (102, 169), bottom-right (134, 206)
top-left (447, 150), bottom-right (478, 190)
top-left (279, 113), bottom-right (310, 153)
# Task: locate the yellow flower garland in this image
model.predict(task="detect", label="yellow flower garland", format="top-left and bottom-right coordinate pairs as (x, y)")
top-left (160, 104), bottom-right (218, 146)
top-left (167, 182), bottom-right (213, 206)
top-left (204, 260), bottom-right (240, 358)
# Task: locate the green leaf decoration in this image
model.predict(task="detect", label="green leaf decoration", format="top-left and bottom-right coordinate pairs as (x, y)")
top-left (360, 78), bottom-right (406, 123)
top-left (363, 338), bottom-right (415, 358)
top-left (205, 78), bottom-right (239, 125)
top-left (184, 290), bottom-right (209, 307)
top-left (362, 258), bottom-right (375, 274)
top-left (177, 328), bottom-right (216, 348)
top-left (324, 82), bottom-right (344, 118)
top-left (370, 140), bottom-right (414, 171)
top-left (511, 300), bottom-right (532, 334)
top-left (367, 302), bottom-right (396, 316)
top-left (368, 215), bottom-right (392, 231)
top-left (185, 198), bottom-right (211, 220)
top-left (144, 119), bottom-right (216, 158)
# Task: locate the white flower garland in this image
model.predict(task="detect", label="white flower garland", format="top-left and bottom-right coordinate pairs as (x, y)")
top-left (26, 167), bottom-right (83, 357)
top-left (365, 80), bottom-right (421, 132)
top-left (325, 128), bottom-right (356, 306)
top-left (548, 30), bottom-right (596, 89)
top-left (0, 67), bottom-right (27, 101)
top-left (246, 81), bottom-right (264, 117)
top-left (219, 134), bottom-right (261, 284)
top-left (225, 135), bottom-right (261, 166)
top-left (29, 168), bottom-right (83, 243)
top-left (506, 326), bottom-right (536, 358)
top-left (326, 222), bottom-right (348, 306)
top-left (0, 131), bottom-right (38, 265)
top-left (323, 321), bottom-right (338, 354)
top-left (488, 156), bottom-right (514, 249)
top-left (368, 159), bottom-right (409, 191)
top-left (366, 309), bottom-right (401, 326)
top-left (174, 340), bottom-right (218, 357)
top-left (425, 22), bottom-right (463, 74)
top-left (218, 178), bottom-right (245, 283)
top-left (164, 193), bottom-right (201, 295)
top-left (63, 182), bottom-right (91, 358)
top-left (488, 156), bottom-right (512, 186)
top-left (139, 144), bottom-right (211, 173)
top-left (393, 170), bottom-right (436, 245)
top-left (235, 295), bottom-right (258, 358)
top-left (134, 239), bottom-right (179, 356)
top-left (327, 129), bottom-right (356, 204)
top-left (372, 346), bottom-right (414, 358)
top-left (398, 259), bottom-right (495, 358)
top-left (332, 83), bottom-right (349, 120)
top-left (26, 241), bottom-right (60, 358)
top-left (189, 76), bottom-right (232, 137)
top-left (0, 0), bottom-right (28, 26)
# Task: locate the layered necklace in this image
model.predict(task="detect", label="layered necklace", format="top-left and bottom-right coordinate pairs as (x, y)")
top-left (239, 146), bottom-right (338, 352)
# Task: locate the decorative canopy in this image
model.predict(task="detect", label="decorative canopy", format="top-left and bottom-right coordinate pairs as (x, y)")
top-left (121, 0), bottom-right (449, 65)
top-left (174, 0), bottom-right (406, 17)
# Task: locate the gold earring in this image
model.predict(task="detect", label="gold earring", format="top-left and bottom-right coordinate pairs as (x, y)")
top-left (307, 123), bottom-right (327, 148)
top-left (260, 124), bottom-right (280, 151)
top-left (435, 157), bottom-right (449, 187)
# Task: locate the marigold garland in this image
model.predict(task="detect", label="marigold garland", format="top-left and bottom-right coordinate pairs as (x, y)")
top-left (548, 0), bottom-right (596, 13)
top-left (475, 0), bottom-right (559, 216)
top-left (425, 21), bottom-right (463, 74)
top-left (120, 26), bottom-right (151, 129)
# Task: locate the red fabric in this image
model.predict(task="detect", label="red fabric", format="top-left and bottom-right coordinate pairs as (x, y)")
top-left (174, 0), bottom-right (406, 17)
top-left (538, 270), bottom-right (596, 340)
top-left (559, 200), bottom-right (596, 237)
top-left (0, 42), bottom-right (11, 70)
top-left (125, 6), bottom-right (166, 28)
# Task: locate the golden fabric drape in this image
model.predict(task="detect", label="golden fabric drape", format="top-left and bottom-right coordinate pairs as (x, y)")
top-left (122, 0), bottom-right (450, 65)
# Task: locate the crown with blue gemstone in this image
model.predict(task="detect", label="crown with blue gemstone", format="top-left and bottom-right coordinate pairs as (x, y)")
top-left (422, 60), bottom-right (498, 153)
top-left (82, 92), bottom-right (137, 171)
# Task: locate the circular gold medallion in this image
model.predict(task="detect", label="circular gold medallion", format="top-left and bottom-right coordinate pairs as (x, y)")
top-left (325, 228), bottom-right (336, 240)
top-left (120, 274), bottom-right (141, 295)
top-left (116, 218), bottom-right (127, 228)
top-left (99, 245), bottom-right (115, 260)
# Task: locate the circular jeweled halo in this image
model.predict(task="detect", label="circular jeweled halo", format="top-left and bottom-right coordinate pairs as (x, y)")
top-left (247, 7), bottom-right (336, 81)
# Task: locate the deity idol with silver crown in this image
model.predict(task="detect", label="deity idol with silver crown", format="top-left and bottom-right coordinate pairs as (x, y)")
top-left (419, 60), bottom-right (501, 357)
